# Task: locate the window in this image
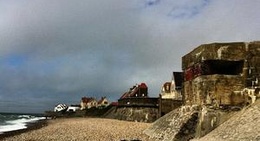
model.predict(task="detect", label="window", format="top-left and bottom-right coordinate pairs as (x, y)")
top-left (184, 60), bottom-right (244, 81)
top-left (166, 85), bottom-right (169, 91)
top-left (202, 60), bottom-right (244, 75)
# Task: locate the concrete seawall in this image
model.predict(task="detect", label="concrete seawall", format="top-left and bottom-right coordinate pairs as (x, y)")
top-left (104, 106), bottom-right (158, 123)
top-left (144, 105), bottom-right (199, 141)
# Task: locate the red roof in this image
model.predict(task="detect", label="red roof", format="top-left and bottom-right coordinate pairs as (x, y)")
top-left (120, 83), bottom-right (147, 99)
top-left (139, 83), bottom-right (147, 88)
top-left (120, 87), bottom-right (139, 99)
top-left (110, 102), bottom-right (118, 106)
top-left (120, 92), bottom-right (128, 99)
top-left (81, 97), bottom-right (95, 103)
top-left (97, 97), bottom-right (106, 104)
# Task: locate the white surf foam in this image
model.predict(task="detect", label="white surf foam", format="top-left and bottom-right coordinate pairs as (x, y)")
top-left (0, 116), bottom-right (45, 133)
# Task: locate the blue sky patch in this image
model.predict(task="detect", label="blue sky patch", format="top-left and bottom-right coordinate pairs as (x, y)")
top-left (145, 0), bottom-right (160, 7)
top-left (4, 54), bottom-right (28, 68)
top-left (168, 0), bottom-right (212, 19)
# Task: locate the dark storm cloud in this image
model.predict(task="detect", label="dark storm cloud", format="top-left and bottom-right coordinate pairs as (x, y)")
top-left (1, 0), bottom-right (260, 113)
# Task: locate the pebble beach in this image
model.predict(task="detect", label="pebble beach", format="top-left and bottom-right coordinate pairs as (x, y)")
top-left (1, 118), bottom-right (153, 141)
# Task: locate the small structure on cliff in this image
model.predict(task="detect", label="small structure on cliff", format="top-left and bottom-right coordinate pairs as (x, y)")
top-left (80, 96), bottom-right (110, 110)
top-left (67, 105), bottom-right (81, 112)
top-left (120, 83), bottom-right (148, 99)
top-left (80, 97), bottom-right (98, 110)
top-left (115, 83), bottom-right (158, 122)
top-left (118, 83), bottom-right (158, 107)
top-left (54, 104), bottom-right (68, 112)
top-left (97, 97), bottom-right (109, 108)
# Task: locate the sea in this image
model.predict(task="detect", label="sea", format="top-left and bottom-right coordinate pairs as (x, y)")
top-left (0, 113), bottom-right (45, 134)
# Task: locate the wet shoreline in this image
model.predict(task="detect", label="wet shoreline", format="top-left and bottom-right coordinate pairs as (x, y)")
top-left (0, 119), bottom-right (48, 140)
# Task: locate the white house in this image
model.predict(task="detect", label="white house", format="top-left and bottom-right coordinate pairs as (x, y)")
top-left (67, 105), bottom-right (81, 112)
top-left (54, 104), bottom-right (68, 112)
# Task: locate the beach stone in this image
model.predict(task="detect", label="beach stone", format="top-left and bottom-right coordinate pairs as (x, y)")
top-left (1, 118), bottom-right (153, 141)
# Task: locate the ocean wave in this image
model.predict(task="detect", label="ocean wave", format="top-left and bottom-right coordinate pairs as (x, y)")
top-left (0, 114), bottom-right (45, 133)
top-left (0, 123), bottom-right (27, 133)
top-left (18, 115), bottom-right (34, 119)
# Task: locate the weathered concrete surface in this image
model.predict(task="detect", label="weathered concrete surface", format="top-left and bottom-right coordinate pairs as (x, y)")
top-left (144, 105), bottom-right (199, 141)
top-left (145, 41), bottom-right (260, 140)
top-left (158, 98), bottom-right (182, 117)
top-left (183, 75), bottom-right (245, 106)
top-left (116, 107), bottom-right (158, 123)
top-left (104, 107), bottom-right (158, 123)
top-left (196, 107), bottom-right (238, 138)
top-left (193, 99), bottom-right (260, 141)
top-left (182, 41), bottom-right (260, 107)
top-left (182, 42), bottom-right (260, 69)
top-left (144, 105), bottom-right (238, 141)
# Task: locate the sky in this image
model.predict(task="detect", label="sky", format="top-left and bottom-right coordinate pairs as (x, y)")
top-left (1, 0), bottom-right (260, 113)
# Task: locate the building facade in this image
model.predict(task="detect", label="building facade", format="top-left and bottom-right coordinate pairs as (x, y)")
top-left (159, 72), bottom-right (183, 117)
top-left (160, 72), bottom-right (183, 100)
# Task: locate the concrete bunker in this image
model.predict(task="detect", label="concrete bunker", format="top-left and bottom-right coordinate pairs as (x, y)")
top-left (182, 42), bottom-right (260, 106)
top-left (145, 41), bottom-right (260, 141)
